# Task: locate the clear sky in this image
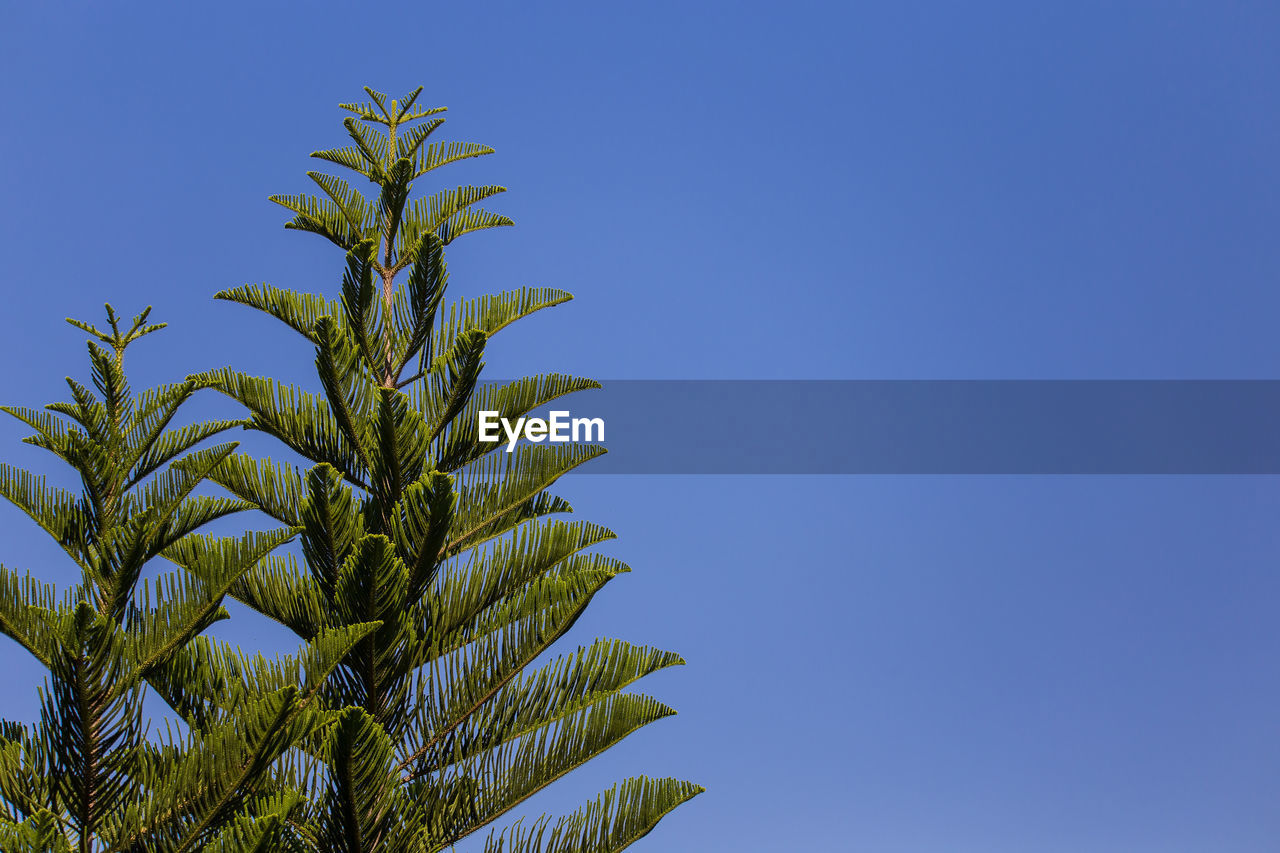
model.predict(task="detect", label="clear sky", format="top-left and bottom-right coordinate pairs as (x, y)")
top-left (3, 2), bottom-right (1280, 850)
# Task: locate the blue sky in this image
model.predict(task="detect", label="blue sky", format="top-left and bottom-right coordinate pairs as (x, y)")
top-left (2, 2), bottom-right (1280, 850)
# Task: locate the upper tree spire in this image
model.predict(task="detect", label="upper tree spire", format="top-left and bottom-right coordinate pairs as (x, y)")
top-left (197, 86), bottom-right (702, 852)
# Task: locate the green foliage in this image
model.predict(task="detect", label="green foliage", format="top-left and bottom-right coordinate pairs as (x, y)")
top-left (268, 85), bottom-right (511, 265)
top-left (200, 86), bottom-right (702, 851)
top-left (0, 307), bottom-right (374, 852)
top-left (0, 86), bottom-right (700, 853)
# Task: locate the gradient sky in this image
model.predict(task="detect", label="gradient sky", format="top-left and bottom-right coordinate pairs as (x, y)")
top-left (2, 3), bottom-right (1280, 851)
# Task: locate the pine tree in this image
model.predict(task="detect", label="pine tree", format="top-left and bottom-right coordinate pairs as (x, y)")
top-left (196, 86), bottom-right (702, 852)
top-left (0, 308), bottom-right (377, 852)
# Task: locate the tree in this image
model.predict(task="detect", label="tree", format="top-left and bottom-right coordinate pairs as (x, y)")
top-left (196, 86), bottom-right (702, 851)
top-left (0, 307), bottom-right (375, 852)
